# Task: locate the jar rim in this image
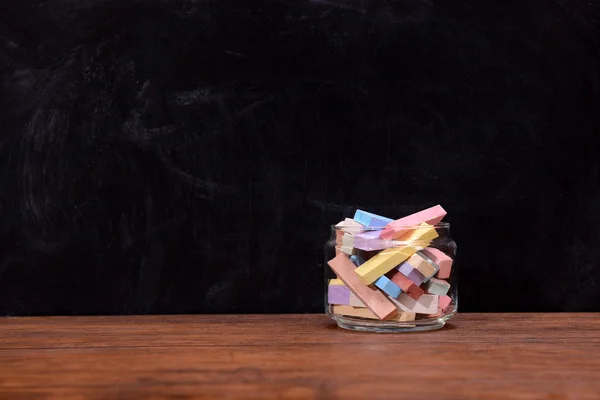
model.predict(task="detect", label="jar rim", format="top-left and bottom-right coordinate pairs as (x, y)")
top-left (330, 222), bottom-right (450, 230)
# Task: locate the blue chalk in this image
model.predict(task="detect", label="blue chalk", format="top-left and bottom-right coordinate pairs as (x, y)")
top-left (350, 255), bottom-right (365, 267)
top-left (353, 209), bottom-right (394, 227)
top-left (374, 276), bottom-right (402, 298)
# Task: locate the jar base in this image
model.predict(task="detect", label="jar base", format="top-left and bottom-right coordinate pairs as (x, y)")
top-left (332, 312), bottom-right (455, 333)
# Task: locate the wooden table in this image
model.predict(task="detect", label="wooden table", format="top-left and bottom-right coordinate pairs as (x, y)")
top-left (0, 314), bottom-right (599, 399)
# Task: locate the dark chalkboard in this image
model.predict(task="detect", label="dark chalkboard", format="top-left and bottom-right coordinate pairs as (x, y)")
top-left (1, 0), bottom-right (599, 315)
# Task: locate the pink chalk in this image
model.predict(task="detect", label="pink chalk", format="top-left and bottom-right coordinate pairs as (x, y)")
top-left (380, 205), bottom-right (447, 240)
top-left (335, 230), bottom-right (344, 245)
top-left (420, 247), bottom-right (453, 279)
top-left (438, 295), bottom-right (452, 312)
top-left (387, 270), bottom-right (424, 300)
top-left (387, 270), bottom-right (414, 291)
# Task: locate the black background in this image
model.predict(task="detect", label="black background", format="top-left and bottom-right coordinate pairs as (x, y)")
top-left (0, 0), bottom-right (599, 315)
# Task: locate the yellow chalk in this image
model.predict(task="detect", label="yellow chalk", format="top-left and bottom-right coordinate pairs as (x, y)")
top-left (329, 279), bottom-right (345, 286)
top-left (354, 223), bottom-right (438, 284)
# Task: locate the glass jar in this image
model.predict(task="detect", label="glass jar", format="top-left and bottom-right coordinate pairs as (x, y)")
top-left (324, 223), bottom-right (457, 332)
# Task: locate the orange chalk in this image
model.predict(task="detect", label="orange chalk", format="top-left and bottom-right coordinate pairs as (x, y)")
top-left (333, 305), bottom-right (416, 322)
top-left (438, 295), bottom-right (452, 312)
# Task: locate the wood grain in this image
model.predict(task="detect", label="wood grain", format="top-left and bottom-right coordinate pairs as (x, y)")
top-left (0, 314), bottom-right (599, 399)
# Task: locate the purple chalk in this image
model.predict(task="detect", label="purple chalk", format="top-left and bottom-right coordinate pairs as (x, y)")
top-left (398, 262), bottom-right (427, 286)
top-left (328, 285), bottom-right (351, 305)
top-left (398, 262), bottom-right (413, 276)
top-left (406, 268), bottom-right (427, 286)
top-left (353, 230), bottom-right (389, 251)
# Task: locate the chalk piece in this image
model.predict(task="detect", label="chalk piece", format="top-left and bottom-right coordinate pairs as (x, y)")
top-left (328, 285), bottom-right (365, 306)
top-left (329, 262), bottom-right (356, 286)
top-left (335, 229), bottom-right (344, 255)
top-left (353, 230), bottom-right (391, 251)
top-left (350, 254), bottom-right (365, 267)
top-left (426, 294), bottom-right (452, 316)
top-left (327, 253), bottom-right (397, 320)
top-left (387, 270), bottom-right (424, 300)
top-left (438, 295), bottom-right (452, 312)
top-left (406, 284), bottom-right (425, 300)
top-left (426, 310), bottom-right (443, 318)
top-left (390, 293), bottom-right (439, 314)
top-left (348, 292), bottom-right (365, 307)
top-left (407, 252), bottom-right (438, 279)
top-left (354, 223), bottom-right (438, 284)
top-left (406, 268), bottom-right (426, 286)
top-left (425, 278), bottom-right (450, 295)
top-left (328, 285), bottom-right (351, 305)
top-left (380, 205), bottom-right (447, 240)
top-left (353, 209), bottom-right (394, 227)
top-left (388, 223), bottom-right (439, 251)
top-left (387, 270), bottom-right (415, 291)
top-left (374, 275), bottom-right (402, 298)
top-left (336, 218), bottom-right (365, 234)
top-left (340, 233), bottom-right (355, 255)
top-left (397, 261), bottom-right (427, 286)
top-left (340, 246), bottom-right (354, 255)
top-left (329, 261), bottom-right (357, 287)
top-left (333, 305), bottom-right (415, 322)
top-left (420, 247), bottom-right (453, 279)
top-left (335, 229), bottom-right (345, 245)
top-left (342, 233), bottom-right (354, 247)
